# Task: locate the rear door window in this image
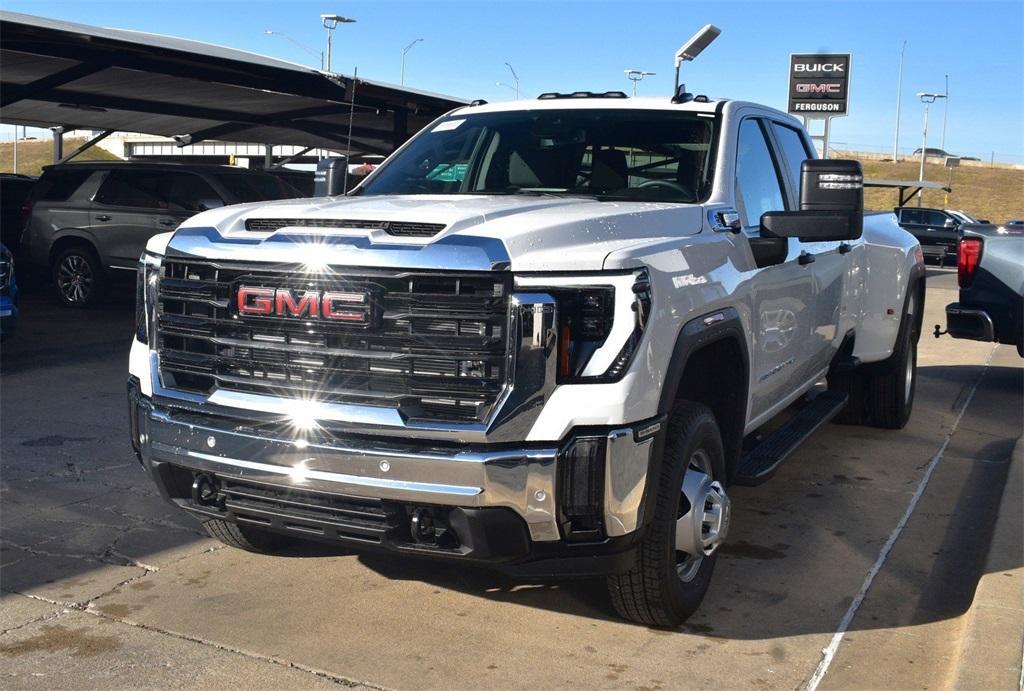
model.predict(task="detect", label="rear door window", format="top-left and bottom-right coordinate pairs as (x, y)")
top-left (95, 171), bottom-right (167, 209)
top-left (212, 173), bottom-right (301, 203)
top-left (899, 208), bottom-right (922, 224)
top-left (770, 122), bottom-right (813, 200)
top-left (164, 173), bottom-right (222, 212)
top-left (735, 119), bottom-right (787, 228)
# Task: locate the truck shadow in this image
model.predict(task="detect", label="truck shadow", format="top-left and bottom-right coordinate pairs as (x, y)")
top-left (343, 363), bottom-right (1022, 637)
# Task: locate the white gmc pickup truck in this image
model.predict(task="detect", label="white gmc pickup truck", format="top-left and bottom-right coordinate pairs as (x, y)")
top-left (128, 92), bottom-right (925, 626)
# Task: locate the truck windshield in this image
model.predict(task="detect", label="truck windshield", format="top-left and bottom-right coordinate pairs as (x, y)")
top-left (358, 109), bottom-right (717, 203)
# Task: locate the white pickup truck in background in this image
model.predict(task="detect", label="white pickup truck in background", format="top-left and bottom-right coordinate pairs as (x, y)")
top-left (128, 90), bottom-right (924, 626)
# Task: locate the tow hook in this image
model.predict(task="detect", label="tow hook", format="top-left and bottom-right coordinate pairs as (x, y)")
top-left (192, 473), bottom-right (223, 508)
top-left (933, 324), bottom-right (948, 339)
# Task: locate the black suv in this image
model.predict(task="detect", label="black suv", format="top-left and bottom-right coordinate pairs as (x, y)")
top-left (22, 162), bottom-right (305, 306)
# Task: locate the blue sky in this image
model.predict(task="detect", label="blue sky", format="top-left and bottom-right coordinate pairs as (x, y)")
top-left (5, 0), bottom-right (1023, 161)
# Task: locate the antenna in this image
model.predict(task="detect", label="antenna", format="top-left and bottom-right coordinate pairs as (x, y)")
top-left (343, 66), bottom-right (358, 194)
top-left (673, 24), bottom-right (721, 100)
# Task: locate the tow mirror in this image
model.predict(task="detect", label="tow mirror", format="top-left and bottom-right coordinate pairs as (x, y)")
top-left (314, 157), bottom-right (349, 197)
top-left (943, 218), bottom-right (957, 229)
top-left (760, 159), bottom-right (864, 242)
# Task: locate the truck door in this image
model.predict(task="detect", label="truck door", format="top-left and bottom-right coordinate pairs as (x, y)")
top-left (767, 121), bottom-right (854, 377)
top-left (734, 118), bottom-right (818, 425)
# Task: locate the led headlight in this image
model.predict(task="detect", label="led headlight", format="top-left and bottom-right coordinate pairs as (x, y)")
top-left (549, 269), bottom-right (652, 383)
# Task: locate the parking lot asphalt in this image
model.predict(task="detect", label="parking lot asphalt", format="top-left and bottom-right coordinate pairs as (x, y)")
top-left (1, 268), bottom-right (1021, 690)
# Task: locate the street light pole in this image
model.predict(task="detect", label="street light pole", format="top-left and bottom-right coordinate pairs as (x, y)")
top-left (495, 82), bottom-right (517, 98)
top-left (940, 74), bottom-right (949, 152)
top-left (893, 40), bottom-right (907, 162)
top-left (400, 38), bottom-right (423, 86)
top-left (264, 30), bottom-right (324, 69)
top-left (916, 92), bottom-right (946, 206)
top-left (504, 62), bottom-right (520, 99)
top-left (624, 69), bottom-right (656, 97)
top-left (321, 14), bottom-right (356, 74)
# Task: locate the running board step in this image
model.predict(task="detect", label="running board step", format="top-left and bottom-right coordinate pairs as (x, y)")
top-left (733, 391), bottom-right (848, 486)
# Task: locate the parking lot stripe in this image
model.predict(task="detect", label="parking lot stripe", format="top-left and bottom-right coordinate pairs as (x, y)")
top-left (804, 345), bottom-right (997, 691)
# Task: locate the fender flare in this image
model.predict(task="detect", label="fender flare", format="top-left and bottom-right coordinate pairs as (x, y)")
top-left (657, 306), bottom-right (751, 416)
top-left (907, 261), bottom-right (927, 341)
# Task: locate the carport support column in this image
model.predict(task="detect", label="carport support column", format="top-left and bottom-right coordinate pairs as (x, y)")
top-left (393, 109), bottom-right (408, 150)
top-left (51, 126), bottom-right (64, 163)
top-left (264, 145), bottom-right (273, 169)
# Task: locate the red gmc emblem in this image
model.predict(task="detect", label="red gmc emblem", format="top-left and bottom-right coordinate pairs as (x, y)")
top-left (236, 286), bottom-right (370, 323)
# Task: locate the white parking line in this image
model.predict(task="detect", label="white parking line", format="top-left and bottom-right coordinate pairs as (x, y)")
top-left (804, 345), bottom-right (996, 691)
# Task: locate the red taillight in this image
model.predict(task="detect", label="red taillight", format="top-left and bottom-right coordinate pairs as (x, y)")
top-left (19, 201), bottom-right (32, 231)
top-left (958, 237), bottom-right (983, 289)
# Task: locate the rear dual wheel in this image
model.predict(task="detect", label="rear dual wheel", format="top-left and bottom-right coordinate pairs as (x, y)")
top-left (830, 282), bottom-right (920, 429)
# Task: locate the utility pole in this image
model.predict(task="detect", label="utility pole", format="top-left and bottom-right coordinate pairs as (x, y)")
top-left (321, 14), bottom-right (356, 74)
top-left (940, 74), bottom-right (949, 152)
top-left (400, 38), bottom-right (423, 86)
top-left (504, 62), bottom-right (520, 100)
top-left (893, 40), bottom-right (907, 162)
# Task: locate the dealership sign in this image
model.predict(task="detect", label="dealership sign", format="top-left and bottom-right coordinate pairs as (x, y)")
top-left (788, 54), bottom-right (851, 116)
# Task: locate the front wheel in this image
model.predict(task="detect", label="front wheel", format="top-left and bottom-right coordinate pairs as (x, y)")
top-left (607, 401), bottom-right (730, 627)
top-left (203, 519), bottom-right (292, 554)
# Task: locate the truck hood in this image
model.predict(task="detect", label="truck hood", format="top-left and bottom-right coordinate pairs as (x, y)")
top-left (159, 194), bottom-right (704, 272)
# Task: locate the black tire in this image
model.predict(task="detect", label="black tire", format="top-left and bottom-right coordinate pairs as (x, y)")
top-left (828, 369), bottom-right (867, 425)
top-left (203, 519), bottom-right (291, 554)
top-left (828, 282), bottom-right (921, 430)
top-left (52, 246), bottom-right (105, 307)
top-left (607, 401), bottom-right (727, 627)
top-left (865, 282), bottom-right (920, 429)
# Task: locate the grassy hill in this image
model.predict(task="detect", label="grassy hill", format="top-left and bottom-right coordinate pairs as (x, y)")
top-left (853, 158), bottom-right (1024, 224)
top-left (0, 137), bottom-right (120, 177)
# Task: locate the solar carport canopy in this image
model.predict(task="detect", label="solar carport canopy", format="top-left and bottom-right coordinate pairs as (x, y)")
top-left (0, 11), bottom-right (468, 155)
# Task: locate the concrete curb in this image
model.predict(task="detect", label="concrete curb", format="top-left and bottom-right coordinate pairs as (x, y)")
top-left (953, 436), bottom-right (1023, 690)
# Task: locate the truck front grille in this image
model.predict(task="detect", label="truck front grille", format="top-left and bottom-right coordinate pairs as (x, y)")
top-left (155, 259), bottom-right (510, 424)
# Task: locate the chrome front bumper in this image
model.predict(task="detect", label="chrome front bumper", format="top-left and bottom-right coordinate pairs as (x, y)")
top-left (133, 401), bottom-right (657, 545)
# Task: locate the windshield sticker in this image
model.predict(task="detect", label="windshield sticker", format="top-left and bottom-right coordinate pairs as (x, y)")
top-left (426, 163), bottom-right (468, 182)
top-left (432, 119), bottom-right (465, 132)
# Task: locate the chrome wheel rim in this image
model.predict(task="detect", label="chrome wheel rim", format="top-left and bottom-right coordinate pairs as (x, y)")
top-left (903, 292), bottom-right (916, 402)
top-left (57, 255), bottom-right (93, 303)
top-left (675, 448), bottom-right (731, 582)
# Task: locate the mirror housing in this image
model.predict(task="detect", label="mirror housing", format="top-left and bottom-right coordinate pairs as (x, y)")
top-left (760, 159), bottom-right (864, 241)
top-left (943, 218), bottom-right (957, 229)
top-left (314, 157), bottom-right (349, 197)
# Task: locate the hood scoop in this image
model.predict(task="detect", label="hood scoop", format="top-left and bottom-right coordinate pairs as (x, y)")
top-left (244, 218), bottom-right (447, 237)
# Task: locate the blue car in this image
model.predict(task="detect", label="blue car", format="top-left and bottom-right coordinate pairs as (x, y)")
top-left (1, 243), bottom-right (18, 339)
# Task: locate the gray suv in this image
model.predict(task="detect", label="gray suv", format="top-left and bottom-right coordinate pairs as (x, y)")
top-left (22, 162), bottom-right (304, 306)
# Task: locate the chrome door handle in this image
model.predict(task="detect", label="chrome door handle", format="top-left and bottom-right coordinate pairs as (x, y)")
top-left (709, 209), bottom-right (741, 233)
top-left (96, 214), bottom-right (111, 222)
